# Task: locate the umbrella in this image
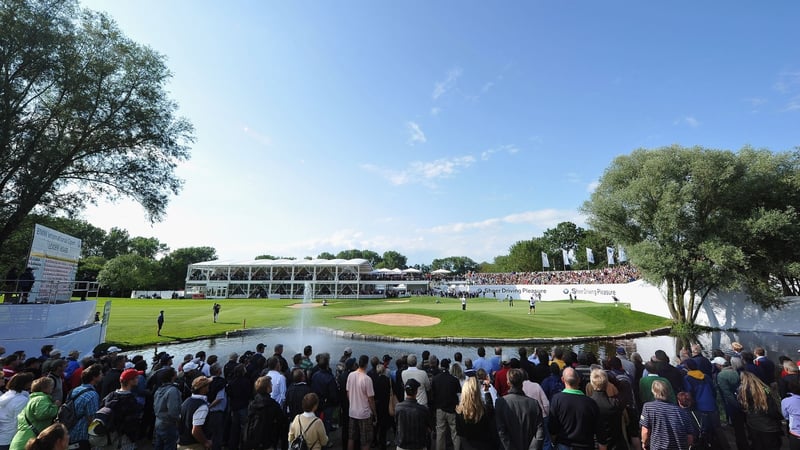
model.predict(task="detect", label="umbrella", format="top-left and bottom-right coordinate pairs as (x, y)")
top-left (402, 268), bottom-right (421, 273)
top-left (431, 269), bottom-right (451, 274)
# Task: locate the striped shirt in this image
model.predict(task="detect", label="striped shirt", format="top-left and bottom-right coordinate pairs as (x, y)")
top-left (640, 400), bottom-right (693, 450)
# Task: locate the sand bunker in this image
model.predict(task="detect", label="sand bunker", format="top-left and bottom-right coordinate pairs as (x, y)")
top-left (288, 303), bottom-right (323, 309)
top-left (340, 313), bottom-right (441, 327)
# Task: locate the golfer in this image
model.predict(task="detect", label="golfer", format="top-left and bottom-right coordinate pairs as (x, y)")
top-left (157, 310), bottom-right (164, 335)
top-left (529, 296), bottom-right (536, 315)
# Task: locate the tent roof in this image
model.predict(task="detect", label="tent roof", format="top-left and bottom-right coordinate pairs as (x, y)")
top-left (189, 258), bottom-right (374, 273)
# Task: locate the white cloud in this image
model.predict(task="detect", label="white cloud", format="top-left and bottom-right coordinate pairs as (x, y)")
top-left (361, 155), bottom-right (476, 186)
top-left (427, 209), bottom-right (583, 234)
top-left (587, 180), bottom-right (600, 193)
top-left (744, 97), bottom-right (767, 107)
top-left (674, 116), bottom-right (701, 128)
top-left (432, 67), bottom-right (463, 100)
top-left (406, 121), bottom-right (427, 145)
top-left (481, 81), bottom-right (495, 93)
top-left (430, 107), bottom-right (441, 116)
top-left (480, 144), bottom-right (519, 161)
top-left (784, 95), bottom-right (800, 112)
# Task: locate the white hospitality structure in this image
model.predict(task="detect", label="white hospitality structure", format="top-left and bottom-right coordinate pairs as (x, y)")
top-left (185, 258), bottom-right (430, 299)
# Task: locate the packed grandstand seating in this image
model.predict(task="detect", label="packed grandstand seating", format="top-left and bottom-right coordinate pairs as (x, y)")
top-left (463, 264), bottom-right (641, 285)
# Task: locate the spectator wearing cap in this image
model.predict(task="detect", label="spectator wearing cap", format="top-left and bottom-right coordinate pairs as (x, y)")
top-left (178, 376), bottom-right (212, 449)
top-left (402, 355), bottom-right (431, 408)
top-left (395, 378), bottom-right (429, 450)
top-left (102, 368), bottom-right (144, 450)
top-left (346, 355), bottom-right (376, 450)
top-left (339, 347), bottom-right (353, 366)
top-left (615, 347), bottom-right (635, 380)
top-left (431, 358), bottom-right (461, 450)
top-left (493, 355), bottom-right (512, 398)
top-left (496, 368), bottom-right (545, 450)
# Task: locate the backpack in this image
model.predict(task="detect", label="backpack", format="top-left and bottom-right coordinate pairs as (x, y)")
top-left (289, 417), bottom-right (318, 450)
top-left (55, 387), bottom-right (93, 430)
top-left (88, 405), bottom-right (115, 448)
top-left (88, 391), bottom-right (138, 447)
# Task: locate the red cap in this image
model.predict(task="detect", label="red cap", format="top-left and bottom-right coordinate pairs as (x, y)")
top-left (120, 368), bottom-right (143, 383)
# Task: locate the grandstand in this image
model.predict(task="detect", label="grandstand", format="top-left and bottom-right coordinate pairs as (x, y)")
top-left (184, 258), bottom-right (430, 299)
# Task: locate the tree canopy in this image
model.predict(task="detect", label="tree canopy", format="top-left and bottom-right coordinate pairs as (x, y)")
top-left (0, 0), bottom-right (194, 250)
top-left (582, 145), bottom-right (800, 323)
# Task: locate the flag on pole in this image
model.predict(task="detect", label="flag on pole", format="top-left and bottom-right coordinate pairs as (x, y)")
top-left (541, 252), bottom-right (550, 268)
top-left (618, 246), bottom-right (628, 263)
top-left (586, 248), bottom-right (595, 264)
top-left (606, 247), bottom-right (615, 265)
top-left (568, 248), bottom-right (578, 265)
top-left (562, 249), bottom-right (570, 267)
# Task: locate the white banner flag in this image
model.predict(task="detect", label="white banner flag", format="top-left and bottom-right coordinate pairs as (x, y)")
top-left (607, 246), bottom-right (615, 265)
top-left (568, 248), bottom-right (578, 265)
top-left (586, 248), bottom-right (595, 264)
top-left (562, 249), bottom-right (570, 266)
top-left (541, 252), bottom-right (550, 268)
top-left (618, 246), bottom-right (628, 263)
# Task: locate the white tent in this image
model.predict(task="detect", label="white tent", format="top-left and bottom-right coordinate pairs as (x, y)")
top-left (402, 268), bottom-right (421, 273)
top-left (431, 269), bottom-right (451, 275)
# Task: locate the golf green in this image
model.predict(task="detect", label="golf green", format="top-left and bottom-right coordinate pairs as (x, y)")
top-left (98, 296), bottom-right (671, 347)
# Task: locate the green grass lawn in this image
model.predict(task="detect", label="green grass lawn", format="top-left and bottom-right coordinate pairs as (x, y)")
top-left (98, 296), bottom-right (671, 348)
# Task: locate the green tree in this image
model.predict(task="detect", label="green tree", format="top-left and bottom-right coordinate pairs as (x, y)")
top-left (0, 0), bottom-right (194, 251)
top-left (101, 227), bottom-right (131, 259)
top-left (431, 256), bottom-right (479, 275)
top-left (77, 255), bottom-right (107, 281)
top-left (160, 246), bottom-right (217, 289)
top-left (129, 236), bottom-right (169, 259)
top-left (317, 252), bottom-right (336, 259)
top-left (380, 251), bottom-right (407, 269)
top-left (255, 254), bottom-right (294, 260)
top-left (582, 145), bottom-right (796, 324)
top-left (335, 249), bottom-right (383, 265)
top-left (98, 253), bottom-right (160, 295)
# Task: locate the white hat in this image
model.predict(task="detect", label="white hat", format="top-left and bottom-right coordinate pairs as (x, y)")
top-left (711, 356), bottom-right (727, 366)
top-left (107, 346), bottom-right (122, 353)
top-left (124, 362), bottom-right (135, 369)
top-left (183, 362), bottom-right (198, 372)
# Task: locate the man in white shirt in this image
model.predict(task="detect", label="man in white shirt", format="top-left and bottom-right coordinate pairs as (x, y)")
top-left (401, 354), bottom-right (431, 407)
top-left (266, 357), bottom-right (287, 408)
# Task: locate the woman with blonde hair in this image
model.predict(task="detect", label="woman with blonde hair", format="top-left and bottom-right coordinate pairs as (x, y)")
top-left (24, 423), bottom-right (68, 450)
top-left (738, 370), bottom-right (783, 450)
top-left (9, 377), bottom-right (56, 450)
top-left (588, 369), bottom-right (624, 449)
top-left (455, 376), bottom-right (496, 450)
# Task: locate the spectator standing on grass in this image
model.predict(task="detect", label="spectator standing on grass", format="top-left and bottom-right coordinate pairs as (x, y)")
top-left (782, 378), bottom-right (800, 450)
top-left (394, 379), bottom-right (429, 450)
top-left (495, 368), bottom-right (544, 450)
top-left (640, 380), bottom-right (694, 450)
top-left (157, 312), bottom-right (164, 336)
top-left (346, 355), bottom-right (375, 450)
top-left (0, 373), bottom-right (34, 450)
top-left (549, 367), bottom-right (604, 450)
top-left (456, 376), bottom-right (496, 450)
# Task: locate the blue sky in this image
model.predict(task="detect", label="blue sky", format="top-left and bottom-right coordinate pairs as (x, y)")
top-left (79, 1), bottom-right (800, 266)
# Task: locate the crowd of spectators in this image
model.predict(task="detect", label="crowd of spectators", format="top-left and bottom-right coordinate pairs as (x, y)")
top-left (464, 264), bottom-right (641, 286)
top-left (1, 338), bottom-right (798, 450)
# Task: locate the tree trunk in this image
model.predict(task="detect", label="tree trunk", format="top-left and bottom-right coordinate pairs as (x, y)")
top-left (665, 276), bottom-right (678, 321)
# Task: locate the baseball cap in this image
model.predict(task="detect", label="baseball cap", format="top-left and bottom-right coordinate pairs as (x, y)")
top-left (182, 361), bottom-right (198, 372)
top-left (711, 356), bottom-right (727, 366)
top-left (120, 368), bottom-right (143, 383)
top-left (124, 362), bottom-right (135, 370)
top-left (107, 346), bottom-right (122, 353)
top-left (344, 347), bottom-right (353, 355)
top-left (382, 354), bottom-right (393, 362)
top-left (616, 347), bottom-right (626, 355)
top-left (404, 378), bottom-right (421, 393)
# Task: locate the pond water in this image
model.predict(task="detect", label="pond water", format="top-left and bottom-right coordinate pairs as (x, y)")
top-left (134, 327), bottom-right (800, 368)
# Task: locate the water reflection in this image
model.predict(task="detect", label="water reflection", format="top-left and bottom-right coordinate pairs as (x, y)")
top-left (135, 328), bottom-right (799, 366)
